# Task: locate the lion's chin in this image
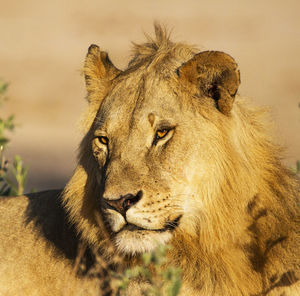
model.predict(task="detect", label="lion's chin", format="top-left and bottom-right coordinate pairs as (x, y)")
top-left (114, 229), bottom-right (172, 255)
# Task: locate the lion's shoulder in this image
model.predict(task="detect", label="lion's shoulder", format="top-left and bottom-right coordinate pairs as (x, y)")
top-left (0, 189), bottom-right (80, 260)
top-left (0, 190), bottom-right (99, 295)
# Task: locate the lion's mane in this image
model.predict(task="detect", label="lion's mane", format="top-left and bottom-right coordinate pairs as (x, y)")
top-left (60, 25), bottom-right (300, 295)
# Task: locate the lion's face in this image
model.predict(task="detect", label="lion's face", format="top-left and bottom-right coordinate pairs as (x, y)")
top-left (82, 43), bottom-right (239, 255)
top-left (91, 72), bottom-right (226, 254)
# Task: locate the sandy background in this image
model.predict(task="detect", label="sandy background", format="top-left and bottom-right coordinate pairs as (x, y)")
top-left (0, 0), bottom-right (299, 192)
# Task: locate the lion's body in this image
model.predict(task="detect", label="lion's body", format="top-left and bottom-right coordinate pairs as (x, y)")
top-left (0, 25), bottom-right (299, 295)
top-left (0, 191), bottom-right (101, 296)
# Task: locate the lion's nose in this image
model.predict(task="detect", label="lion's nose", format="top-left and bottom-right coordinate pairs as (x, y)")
top-left (103, 190), bottom-right (143, 217)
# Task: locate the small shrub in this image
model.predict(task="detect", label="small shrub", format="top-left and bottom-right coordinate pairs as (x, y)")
top-left (116, 245), bottom-right (181, 296)
top-left (0, 80), bottom-right (28, 196)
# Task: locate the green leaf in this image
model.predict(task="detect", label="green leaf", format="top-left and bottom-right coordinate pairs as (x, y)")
top-left (0, 138), bottom-right (9, 146)
top-left (142, 252), bottom-right (152, 266)
top-left (4, 115), bottom-right (15, 130)
top-left (168, 278), bottom-right (181, 296)
top-left (296, 160), bottom-right (300, 175)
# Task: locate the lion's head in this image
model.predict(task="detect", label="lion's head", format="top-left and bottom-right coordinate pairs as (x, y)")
top-left (63, 25), bottom-right (257, 256)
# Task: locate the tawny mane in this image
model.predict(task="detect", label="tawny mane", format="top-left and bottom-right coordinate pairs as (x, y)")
top-left (61, 25), bottom-right (300, 295)
top-left (129, 24), bottom-right (196, 69)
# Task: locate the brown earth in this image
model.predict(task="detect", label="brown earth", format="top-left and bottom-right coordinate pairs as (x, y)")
top-left (0, 0), bottom-right (299, 192)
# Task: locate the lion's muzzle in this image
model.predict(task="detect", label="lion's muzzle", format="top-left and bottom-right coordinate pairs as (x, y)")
top-left (103, 190), bottom-right (143, 218)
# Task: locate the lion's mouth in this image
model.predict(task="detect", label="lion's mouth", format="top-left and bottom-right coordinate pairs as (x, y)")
top-left (120, 215), bottom-right (182, 233)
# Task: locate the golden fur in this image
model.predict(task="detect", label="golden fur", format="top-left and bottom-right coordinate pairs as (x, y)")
top-left (0, 25), bottom-right (299, 295)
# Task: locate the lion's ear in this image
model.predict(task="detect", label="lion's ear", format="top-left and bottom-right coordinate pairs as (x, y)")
top-left (84, 44), bottom-right (121, 104)
top-left (177, 51), bottom-right (240, 115)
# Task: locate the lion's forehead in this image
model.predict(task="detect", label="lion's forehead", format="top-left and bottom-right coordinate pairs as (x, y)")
top-left (98, 74), bottom-right (182, 137)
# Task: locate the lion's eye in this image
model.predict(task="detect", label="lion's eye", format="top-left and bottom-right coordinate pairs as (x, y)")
top-left (155, 129), bottom-right (169, 140)
top-left (97, 136), bottom-right (109, 145)
top-left (152, 126), bottom-right (175, 146)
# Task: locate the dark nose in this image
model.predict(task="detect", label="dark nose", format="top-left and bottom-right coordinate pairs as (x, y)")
top-left (103, 190), bottom-right (143, 217)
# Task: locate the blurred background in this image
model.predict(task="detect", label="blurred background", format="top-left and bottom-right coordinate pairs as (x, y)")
top-left (0, 0), bottom-right (299, 192)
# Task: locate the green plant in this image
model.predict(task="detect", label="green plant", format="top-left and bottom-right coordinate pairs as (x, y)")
top-left (0, 80), bottom-right (28, 196)
top-left (291, 160), bottom-right (300, 176)
top-left (296, 160), bottom-right (300, 176)
top-left (0, 80), bottom-right (14, 146)
top-left (0, 80), bottom-right (9, 102)
top-left (116, 245), bottom-right (181, 296)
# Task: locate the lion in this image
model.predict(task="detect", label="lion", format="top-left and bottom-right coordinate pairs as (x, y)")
top-left (0, 24), bottom-right (299, 296)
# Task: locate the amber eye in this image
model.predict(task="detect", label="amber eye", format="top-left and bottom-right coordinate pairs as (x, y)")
top-left (97, 136), bottom-right (109, 145)
top-left (156, 129), bottom-right (169, 140)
